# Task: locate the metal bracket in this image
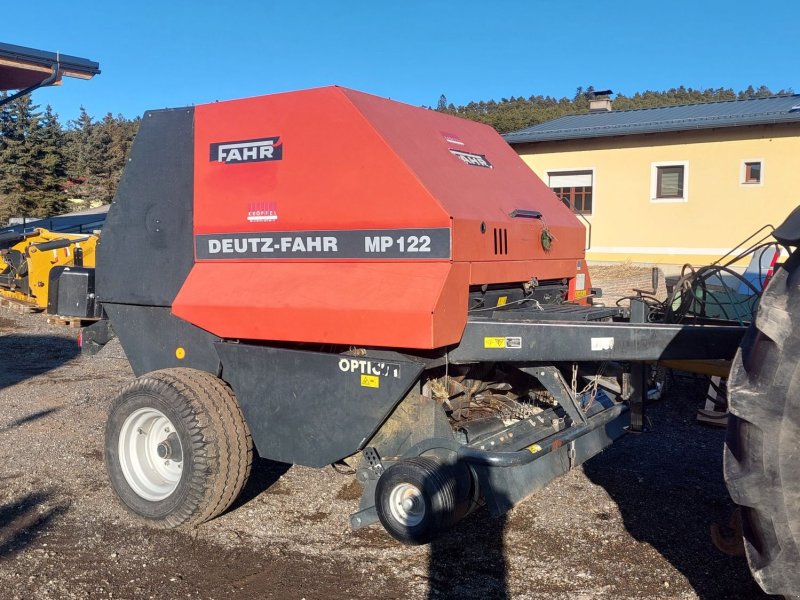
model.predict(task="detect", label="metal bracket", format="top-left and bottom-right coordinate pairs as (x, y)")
top-left (361, 446), bottom-right (384, 477)
top-left (624, 362), bottom-right (648, 433)
top-left (521, 366), bottom-right (587, 426)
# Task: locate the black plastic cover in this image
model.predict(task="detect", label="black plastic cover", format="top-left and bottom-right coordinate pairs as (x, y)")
top-left (97, 108), bottom-right (195, 307)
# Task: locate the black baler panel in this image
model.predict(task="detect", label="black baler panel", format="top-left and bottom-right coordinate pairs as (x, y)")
top-left (215, 342), bottom-right (424, 468)
top-left (103, 303), bottom-right (221, 377)
top-left (96, 107), bottom-right (194, 307)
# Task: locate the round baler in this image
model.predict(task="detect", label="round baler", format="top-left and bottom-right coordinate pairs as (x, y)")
top-left (97, 86), bottom-right (745, 546)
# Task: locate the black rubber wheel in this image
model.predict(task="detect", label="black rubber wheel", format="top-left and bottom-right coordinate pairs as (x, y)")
top-left (105, 368), bottom-right (253, 528)
top-left (375, 457), bottom-right (471, 545)
top-left (725, 252), bottom-right (800, 599)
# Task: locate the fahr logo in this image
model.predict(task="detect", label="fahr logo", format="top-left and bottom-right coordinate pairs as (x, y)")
top-left (210, 137), bottom-right (283, 164)
top-left (449, 149), bottom-right (492, 169)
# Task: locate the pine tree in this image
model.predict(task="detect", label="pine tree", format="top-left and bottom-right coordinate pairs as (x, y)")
top-left (0, 94), bottom-right (40, 221)
top-left (64, 106), bottom-right (100, 209)
top-left (28, 105), bottom-right (68, 217)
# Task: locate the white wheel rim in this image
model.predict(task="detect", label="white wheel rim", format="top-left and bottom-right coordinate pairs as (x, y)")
top-left (388, 482), bottom-right (426, 527)
top-left (118, 407), bottom-right (183, 501)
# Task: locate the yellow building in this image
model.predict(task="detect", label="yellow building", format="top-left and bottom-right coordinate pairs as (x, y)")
top-left (505, 95), bottom-right (800, 266)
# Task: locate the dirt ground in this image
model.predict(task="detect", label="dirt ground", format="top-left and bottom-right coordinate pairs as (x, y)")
top-left (0, 299), bottom-right (773, 600)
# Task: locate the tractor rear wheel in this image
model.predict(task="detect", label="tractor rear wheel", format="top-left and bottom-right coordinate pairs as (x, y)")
top-left (105, 368), bottom-right (253, 528)
top-left (725, 253), bottom-right (800, 599)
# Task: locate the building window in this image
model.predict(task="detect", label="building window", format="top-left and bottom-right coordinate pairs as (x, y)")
top-left (656, 166), bottom-right (684, 198)
top-left (548, 170), bottom-right (593, 215)
top-left (651, 161), bottom-right (689, 202)
top-left (742, 160), bottom-right (763, 185)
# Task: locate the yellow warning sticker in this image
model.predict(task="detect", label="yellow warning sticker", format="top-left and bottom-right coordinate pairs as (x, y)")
top-left (484, 336), bottom-right (522, 349)
top-left (360, 374), bottom-right (380, 388)
top-left (484, 337), bottom-right (507, 349)
top-left (497, 296), bottom-right (507, 307)
top-left (575, 289), bottom-right (588, 299)
top-left (527, 443), bottom-right (542, 454)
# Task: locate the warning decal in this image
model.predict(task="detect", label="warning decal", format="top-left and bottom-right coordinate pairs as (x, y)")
top-left (483, 336), bottom-right (522, 349)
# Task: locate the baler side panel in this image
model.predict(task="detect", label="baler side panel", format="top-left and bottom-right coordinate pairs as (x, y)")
top-left (97, 108), bottom-right (195, 307)
top-left (172, 261), bottom-right (470, 348)
top-left (103, 304), bottom-right (222, 377)
top-left (215, 342), bottom-right (424, 467)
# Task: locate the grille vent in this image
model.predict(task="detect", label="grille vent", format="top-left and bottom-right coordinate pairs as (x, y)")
top-left (493, 228), bottom-right (508, 255)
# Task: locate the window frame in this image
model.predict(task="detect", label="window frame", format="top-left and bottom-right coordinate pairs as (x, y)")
top-left (650, 161), bottom-right (689, 203)
top-left (547, 168), bottom-right (595, 216)
top-left (741, 159), bottom-right (764, 186)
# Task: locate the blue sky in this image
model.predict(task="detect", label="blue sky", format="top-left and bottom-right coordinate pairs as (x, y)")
top-left (6, 0), bottom-right (798, 122)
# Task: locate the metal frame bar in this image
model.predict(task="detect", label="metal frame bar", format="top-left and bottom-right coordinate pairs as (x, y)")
top-left (448, 318), bottom-right (745, 363)
top-left (457, 403), bottom-right (627, 467)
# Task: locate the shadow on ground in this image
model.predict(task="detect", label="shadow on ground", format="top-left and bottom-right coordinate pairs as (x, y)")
top-left (427, 509), bottom-right (509, 600)
top-left (0, 407), bottom-right (62, 434)
top-left (228, 454), bottom-right (291, 513)
top-left (583, 382), bottom-right (770, 600)
top-left (0, 335), bottom-right (79, 389)
top-left (0, 490), bottom-right (68, 557)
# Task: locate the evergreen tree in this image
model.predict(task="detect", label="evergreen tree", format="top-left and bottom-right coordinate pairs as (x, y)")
top-left (434, 85), bottom-right (790, 133)
top-left (28, 105), bottom-right (68, 216)
top-left (0, 94), bottom-right (40, 221)
top-left (64, 106), bottom-right (100, 209)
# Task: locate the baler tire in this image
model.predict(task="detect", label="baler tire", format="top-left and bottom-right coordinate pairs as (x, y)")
top-left (725, 253), bottom-right (800, 599)
top-left (375, 457), bottom-right (462, 545)
top-left (105, 368), bottom-right (253, 528)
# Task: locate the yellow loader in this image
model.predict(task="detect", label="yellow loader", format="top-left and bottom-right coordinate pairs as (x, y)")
top-left (0, 228), bottom-right (99, 312)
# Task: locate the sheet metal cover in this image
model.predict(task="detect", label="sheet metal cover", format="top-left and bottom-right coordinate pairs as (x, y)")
top-left (192, 86), bottom-right (450, 237)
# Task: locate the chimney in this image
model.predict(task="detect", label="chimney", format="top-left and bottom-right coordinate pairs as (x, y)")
top-left (588, 89), bottom-right (613, 112)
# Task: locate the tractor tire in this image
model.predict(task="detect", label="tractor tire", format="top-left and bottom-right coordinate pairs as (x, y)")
top-left (105, 368), bottom-right (253, 528)
top-left (725, 251), bottom-right (800, 599)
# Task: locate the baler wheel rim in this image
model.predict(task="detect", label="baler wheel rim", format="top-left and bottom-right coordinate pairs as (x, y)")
top-left (118, 407), bottom-right (183, 501)
top-left (387, 482), bottom-right (426, 527)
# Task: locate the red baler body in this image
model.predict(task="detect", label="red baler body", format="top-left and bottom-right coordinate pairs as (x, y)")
top-left (172, 86), bottom-right (587, 348)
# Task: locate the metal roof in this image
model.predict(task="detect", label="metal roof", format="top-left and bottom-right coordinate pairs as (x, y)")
top-left (1, 204), bottom-right (109, 236)
top-left (0, 41), bottom-right (100, 91)
top-left (503, 95), bottom-right (800, 144)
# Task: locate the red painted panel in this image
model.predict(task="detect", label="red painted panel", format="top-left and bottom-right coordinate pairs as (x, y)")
top-left (177, 87), bottom-right (588, 349)
top-left (172, 262), bottom-right (470, 349)
top-left (193, 87), bottom-right (449, 235)
top-left (341, 88), bottom-right (585, 264)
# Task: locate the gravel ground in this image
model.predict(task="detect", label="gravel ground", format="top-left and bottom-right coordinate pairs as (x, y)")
top-left (0, 306), bottom-right (773, 600)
